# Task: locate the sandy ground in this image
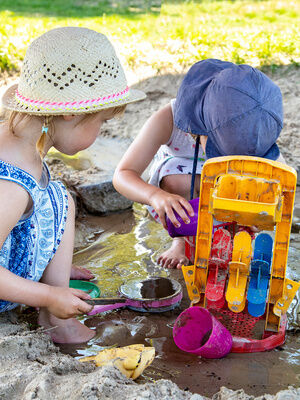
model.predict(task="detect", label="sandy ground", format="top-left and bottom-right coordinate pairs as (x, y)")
top-left (0, 66), bottom-right (299, 399)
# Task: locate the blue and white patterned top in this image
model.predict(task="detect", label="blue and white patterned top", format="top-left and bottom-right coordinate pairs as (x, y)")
top-left (0, 159), bottom-right (68, 312)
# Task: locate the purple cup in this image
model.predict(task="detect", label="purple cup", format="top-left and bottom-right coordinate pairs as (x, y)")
top-left (166, 197), bottom-right (199, 238)
top-left (173, 307), bottom-right (232, 359)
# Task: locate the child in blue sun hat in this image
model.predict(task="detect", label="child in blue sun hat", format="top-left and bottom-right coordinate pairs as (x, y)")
top-left (113, 58), bottom-right (285, 269)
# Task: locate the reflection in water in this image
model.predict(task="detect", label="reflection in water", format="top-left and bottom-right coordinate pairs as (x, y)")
top-left (73, 204), bottom-right (170, 296)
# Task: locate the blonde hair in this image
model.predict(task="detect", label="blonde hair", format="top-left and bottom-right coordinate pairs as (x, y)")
top-left (6, 104), bottom-right (127, 157)
top-left (7, 111), bottom-right (55, 157)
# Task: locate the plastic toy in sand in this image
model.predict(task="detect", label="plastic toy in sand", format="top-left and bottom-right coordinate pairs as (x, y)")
top-left (80, 344), bottom-right (155, 379)
top-left (87, 276), bottom-right (182, 314)
top-left (247, 233), bottom-right (273, 317)
top-left (69, 280), bottom-right (100, 298)
top-left (169, 156), bottom-right (300, 354)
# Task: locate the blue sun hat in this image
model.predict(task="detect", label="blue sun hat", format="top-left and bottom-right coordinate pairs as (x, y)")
top-left (174, 59), bottom-right (283, 160)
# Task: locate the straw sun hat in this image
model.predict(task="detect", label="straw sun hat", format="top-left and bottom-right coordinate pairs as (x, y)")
top-left (2, 27), bottom-right (146, 115)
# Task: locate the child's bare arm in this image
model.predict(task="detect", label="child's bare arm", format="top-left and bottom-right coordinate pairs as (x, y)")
top-left (113, 104), bottom-right (194, 228)
top-left (0, 181), bottom-right (92, 317)
top-left (114, 104), bottom-right (173, 202)
top-left (0, 266), bottom-right (92, 317)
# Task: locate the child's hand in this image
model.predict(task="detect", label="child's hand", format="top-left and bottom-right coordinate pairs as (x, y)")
top-left (46, 286), bottom-right (93, 319)
top-left (149, 190), bottom-right (194, 230)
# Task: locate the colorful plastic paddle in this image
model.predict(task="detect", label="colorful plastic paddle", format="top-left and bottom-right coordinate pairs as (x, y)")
top-left (247, 233), bottom-right (273, 317)
top-left (226, 231), bottom-right (252, 313)
top-left (205, 228), bottom-right (232, 309)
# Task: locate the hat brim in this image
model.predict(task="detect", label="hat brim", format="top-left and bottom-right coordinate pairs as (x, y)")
top-left (1, 84), bottom-right (146, 115)
top-left (205, 136), bottom-right (280, 161)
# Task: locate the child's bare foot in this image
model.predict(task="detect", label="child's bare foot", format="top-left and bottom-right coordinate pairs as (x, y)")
top-left (38, 309), bottom-right (95, 344)
top-left (70, 264), bottom-right (94, 280)
top-left (157, 237), bottom-right (189, 269)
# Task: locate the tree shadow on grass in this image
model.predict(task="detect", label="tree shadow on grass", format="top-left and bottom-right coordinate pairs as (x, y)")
top-left (0, 0), bottom-right (162, 18)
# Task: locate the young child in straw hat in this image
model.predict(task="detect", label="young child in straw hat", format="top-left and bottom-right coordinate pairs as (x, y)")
top-left (113, 59), bottom-right (285, 269)
top-left (0, 27), bottom-right (145, 343)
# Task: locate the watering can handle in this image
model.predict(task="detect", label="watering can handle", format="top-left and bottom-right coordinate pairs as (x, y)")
top-left (85, 297), bottom-right (127, 305)
top-left (87, 302), bottom-right (128, 315)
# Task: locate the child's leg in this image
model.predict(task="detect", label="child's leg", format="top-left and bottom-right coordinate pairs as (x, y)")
top-left (157, 236), bottom-right (187, 269)
top-left (38, 193), bottom-right (95, 343)
top-left (158, 174), bottom-right (200, 269)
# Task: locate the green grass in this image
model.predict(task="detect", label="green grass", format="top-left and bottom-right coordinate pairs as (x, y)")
top-left (0, 0), bottom-right (299, 76)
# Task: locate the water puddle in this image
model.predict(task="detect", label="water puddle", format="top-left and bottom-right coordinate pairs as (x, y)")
top-left (72, 204), bottom-right (169, 296)
top-left (58, 203), bottom-right (300, 398)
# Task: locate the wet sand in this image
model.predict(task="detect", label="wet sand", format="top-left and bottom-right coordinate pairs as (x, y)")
top-left (57, 199), bottom-right (300, 399)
